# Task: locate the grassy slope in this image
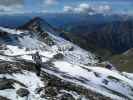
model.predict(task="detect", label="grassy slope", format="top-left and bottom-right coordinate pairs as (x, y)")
top-left (109, 51), bottom-right (133, 72)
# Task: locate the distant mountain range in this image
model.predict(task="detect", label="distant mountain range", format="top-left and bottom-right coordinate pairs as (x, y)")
top-left (61, 19), bottom-right (133, 54)
top-left (0, 13), bottom-right (131, 28)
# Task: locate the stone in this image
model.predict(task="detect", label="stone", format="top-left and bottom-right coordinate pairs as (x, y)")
top-left (35, 87), bottom-right (43, 94)
top-left (0, 79), bottom-right (14, 90)
top-left (45, 86), bottom-right (58, 97)
top-left (60, 93), bottom-right (75, 100)
top-left (53, 53), bottom-right (64, 60)
top-left (16, 88), bottom-right (29, 97)
top-left (0, 96), bottom-right (10, 100)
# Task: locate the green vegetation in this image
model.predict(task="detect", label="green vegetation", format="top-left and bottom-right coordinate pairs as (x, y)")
top-left (109, 51), bottom-right (133, 72)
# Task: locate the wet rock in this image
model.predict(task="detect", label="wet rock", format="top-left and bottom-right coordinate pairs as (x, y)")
top-left (59, 93), bottom-right (75, 100)
top-left (35, 87), bottom-right (43, 94)
top-left (68, 46), bottom-right (74, 51)
top-left (53, 53), bottom-right (64, 60)
top-left (0, 61), bottom-right (35, 74)
top-left (45, 86), bottom-right (58, 97)
top-left (40, 94), bottom-right (46, 98)
top-left (0, 79), bottom-right (14, 90)
top-left (16, 88), bottom-right (29, 97)
top-left (0, 96), bottom-right (10, 100)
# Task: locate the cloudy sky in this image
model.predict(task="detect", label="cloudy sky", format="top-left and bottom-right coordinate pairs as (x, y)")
top-left (0, 0), bottom-right (133, 14)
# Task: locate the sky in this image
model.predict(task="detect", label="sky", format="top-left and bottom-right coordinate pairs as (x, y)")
top-left (0, 0), bottom-right (133, 15)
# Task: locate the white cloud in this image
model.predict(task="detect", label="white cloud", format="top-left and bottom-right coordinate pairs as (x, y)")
top-left (64, 6), bottom-right (73, 12)
top-left (0, 0), bottom-right (24, 14)
top-left (96, 5), bottom-right (112, 13)
top-left (0, 5), bottom-right (22, 12)
top-left (0, 0), bottom-right (23, 6)
top-left (63, 3), bottom-right (112, 14)
top-left (44, 0), bottom-right (58, 5)
top-left (75, 3), bottom-right (94, 13)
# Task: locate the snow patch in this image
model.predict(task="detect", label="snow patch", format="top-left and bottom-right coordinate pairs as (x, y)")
top-left (0, 27), bottom-right (24, 35)
top-left (0, 70), bottom-right (44, 100)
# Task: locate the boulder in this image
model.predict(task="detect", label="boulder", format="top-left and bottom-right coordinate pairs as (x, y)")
top-left (53, 53), bottom-right (64, 60)
top-left (16, 88), bottom-right (29, 97)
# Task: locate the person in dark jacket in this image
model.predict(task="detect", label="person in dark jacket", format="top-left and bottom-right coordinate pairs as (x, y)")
top-left (32, 51), bottom-right (42, 76)
top-left (105, 64), bottom-right (112, 70)
top-left (105, 63), bottom-right (116, 70)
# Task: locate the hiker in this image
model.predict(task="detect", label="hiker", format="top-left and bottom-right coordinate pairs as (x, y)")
top-left (32, 51), bottom-right (42, 76)
top-left (105, 63), bottom-right (116, 70)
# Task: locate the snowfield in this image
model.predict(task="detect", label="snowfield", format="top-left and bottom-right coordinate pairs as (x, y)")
top-left (43, 61), bottom-right (133, 100)
top-left (0, 26), bottom-right (133, 100)
top-left (0, 71), bottom-right (45, 100)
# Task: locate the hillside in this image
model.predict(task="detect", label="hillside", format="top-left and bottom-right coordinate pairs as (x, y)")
top-left (0, 17), bottom-right (133, 100)
top-left (109, 48), bottom-right (133, 72)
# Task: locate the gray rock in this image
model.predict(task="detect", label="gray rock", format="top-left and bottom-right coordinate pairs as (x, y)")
top-left (45, 86), bottom-right (58, 97)
top-left (0, 96), bottom-right (10, 100)
top-left (0, 79), bottom-right (14, 90)
top-left (53, 53), bottom-right (64, 60)
top-left (16, 88), bottom-right (29, 97)
top-left (60, 93), bottom-right (75, 100)
top-left (35, 87), bottom-right (43, 94)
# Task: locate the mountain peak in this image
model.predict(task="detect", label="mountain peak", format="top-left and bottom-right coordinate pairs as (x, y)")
top-left (19, 17), bottom-right (44, 32)
top-left (19, 17), bottom-right (57, 35)
top-left (24, 17), bottom-right (44, 27)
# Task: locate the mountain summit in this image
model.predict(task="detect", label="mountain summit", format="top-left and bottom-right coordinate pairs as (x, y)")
top-left (20, 17), bottom-right (58, 35)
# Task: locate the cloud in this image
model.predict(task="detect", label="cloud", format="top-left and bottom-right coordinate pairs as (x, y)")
top-left (64, 6), bottom-right (74, 12)
top-left (0, 5), bottom-right (23, 12)
top-left (75, 4), bottom-right (94, 13)
top-left (0, 0), bottom-right (24, 14)
top-left (0, 0), bottom-right (24, 6)
top-left (44, 0), bottom-right (58, 5)
top-left (63, 3), bottom-right (112, 14)
top-left (95, 5), bottom-right (112, 13)
top-left (64, 4), bottom-right (94, 13)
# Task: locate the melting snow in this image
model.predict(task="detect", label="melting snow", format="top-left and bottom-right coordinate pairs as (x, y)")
top-left (0, 55), bottom-right (13, 61)
top-left (0, 27), bottom-right (24, 35)
top-left (45, 61), bottom-right (133, 100)
top-left (18, 35), bottom-right (46, 49)
top-left (0, 70), bottom-right (44, 100)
